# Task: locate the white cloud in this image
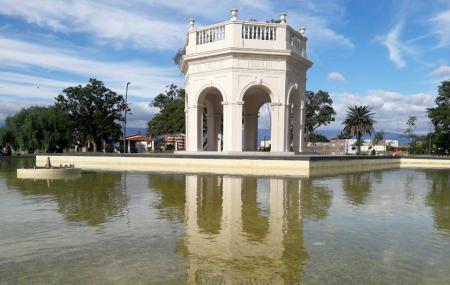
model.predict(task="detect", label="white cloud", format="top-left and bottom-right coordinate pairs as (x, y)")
top-left (289, 11), bottom-right (354, 48)
top-left (0, 99), bottom-right (30, 124)
top-left (328, 71), bottom-right (346, 81)
top-left (0, 0), bottom-right (186, 51)
top-left (0, 0), bottom-right (353, 50)
top-left (376, 22), bottom-right (407, 68)
top-left (431, 9), bottom-right (450, 48)
top-left (0, 35), bottom-right (181, 100)
top-left (0, 35), bottom-right (182, 127)
top-left (127, 102), bottom-right (159, 128)
top-left (430, 65), bottom-right (450, 78)
top-left (327, 90), bottom-right (434, 133)
top-left (152, 0), bottom-right (273, 19)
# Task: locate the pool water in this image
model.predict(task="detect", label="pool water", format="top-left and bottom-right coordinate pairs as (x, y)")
top-left (0, 158), bottom-right (449, 284)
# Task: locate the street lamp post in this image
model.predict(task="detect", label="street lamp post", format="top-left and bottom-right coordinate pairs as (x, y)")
top-left (123, 82), bottom-right (131, 153)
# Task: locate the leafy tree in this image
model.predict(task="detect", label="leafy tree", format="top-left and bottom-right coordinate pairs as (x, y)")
top-left (334, 131), bottom-right (351, 140)
top-left (306, 133), bottom-right (329, 143)
top-left (173, 47), bottom-right (186, 67)
top-left (342, 105), bottom-right (376, 155)
top-left (55, 78), bottom-right (128, 152)
top-left (404, 116), bottom-right (417, 154)
top-left (305, 90), bottom-right (336, 144)
top-left (0, 106), bottom-right (72, 153)
top-left (148, 84), bottom-right (185, 136)
top-left (427, 80), bottom-right (450, 154)
top-left (373, 130), bottom-right (384, 145)
top-left (342, 173), bottom-right (372, 205)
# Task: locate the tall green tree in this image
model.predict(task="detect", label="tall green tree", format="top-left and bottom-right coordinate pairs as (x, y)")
top-left (55, 78), bottom-right (128, 152)
top-left (404, 116), bottom-right (417, 154)
top-left (0, 106), bottom-right (72, 153)
top-left (373, 130), bottom-right (384, 145)
top-left (148, 84), bottom-right (185, 136)
top-left (427, 80), bottom-right (450, 154)
top-left (305, 90), bottom-right (336, 144)
top-left (173, 47), bottom-right (186, 67)
top-left (342, 105), bottom-right (376, 155)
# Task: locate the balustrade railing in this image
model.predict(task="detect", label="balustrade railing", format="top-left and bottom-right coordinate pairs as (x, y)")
top-left (196, 25), bottom-right (225, 45)
top-left (242, 24), bottom-right (277, 41)
top-left (189, 18), bottom-right (307, 58)
top-left (288, 30), bottom-right (307, 57)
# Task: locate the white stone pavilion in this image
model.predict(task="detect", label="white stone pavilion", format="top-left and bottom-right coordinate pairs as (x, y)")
top-left (181, 9), bottom-right (313, 153)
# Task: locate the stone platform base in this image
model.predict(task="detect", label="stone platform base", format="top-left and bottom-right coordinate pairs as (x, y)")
top-left (34, 153), bottom-right (411, 177)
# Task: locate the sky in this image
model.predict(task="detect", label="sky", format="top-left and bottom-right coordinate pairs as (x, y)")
top-left (0, 0), bottom-right (449, 134)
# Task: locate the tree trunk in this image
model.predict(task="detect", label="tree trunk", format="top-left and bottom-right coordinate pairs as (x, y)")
top-left (92, 139), bottom-right (97, 152)
top-left (357, 133), bottom-right (361, 155)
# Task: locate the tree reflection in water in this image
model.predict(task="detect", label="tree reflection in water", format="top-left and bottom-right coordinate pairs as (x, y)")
top-left (300, 179), bottom-right (333, 220)
top-left (424, 170), bottom-right (450, 233)
top-left (342, 173), bottom-right (372, 206)
top-left (8, 172), bottom-right (127, 225)
top-left (149, 174), bottom-right (186, 222)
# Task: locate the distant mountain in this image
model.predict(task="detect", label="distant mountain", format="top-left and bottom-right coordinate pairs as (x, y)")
top-left (257, 128), bottom-right (410, 145)
top-left (316, 129), bottom-right (410, 144)
top-left (126, 127), bottom-right (149, 136)
top-left (126, 127), bottom-right (410, 145)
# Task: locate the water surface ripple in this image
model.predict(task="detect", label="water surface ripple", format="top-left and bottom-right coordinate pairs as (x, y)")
top-left (0, 158), bottom-right (449, 284)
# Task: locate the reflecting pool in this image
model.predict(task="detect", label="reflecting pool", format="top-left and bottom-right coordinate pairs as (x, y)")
top-left (0, 158), bottom-right (449, 284)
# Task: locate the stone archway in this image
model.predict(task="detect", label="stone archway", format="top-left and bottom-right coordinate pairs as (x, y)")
top-left (242, 85), bottom-right (273, 151)
top-left (198, 87), bottom-right (224, 151)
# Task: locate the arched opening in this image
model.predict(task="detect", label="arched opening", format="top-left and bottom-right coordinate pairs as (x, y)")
top-left (242, 86), bottom-right (272, 151)
top-left (288, 87), bottom-right (303, 152)
top-left (197, 87), bottom-right (223, 151)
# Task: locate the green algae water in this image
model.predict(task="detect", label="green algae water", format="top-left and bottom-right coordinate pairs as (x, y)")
top-left (0, 158), bottom-right (449, 284)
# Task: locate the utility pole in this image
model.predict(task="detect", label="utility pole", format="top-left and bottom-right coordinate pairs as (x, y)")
top-left (123, 82), bottom-right (131, 153)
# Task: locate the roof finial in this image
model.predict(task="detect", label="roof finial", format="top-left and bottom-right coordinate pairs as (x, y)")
top-left (189, 19), bottom-right (196, 31)
top-left (231, 8), bottom-right (238, 21)
top-left (299, 27), bottom-right (306, 36)
top-left (280, 13), bottom-right (287, 24)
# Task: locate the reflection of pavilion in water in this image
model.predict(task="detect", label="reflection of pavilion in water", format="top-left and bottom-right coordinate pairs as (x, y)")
top-left (182, 175), bottom-right (308, 284)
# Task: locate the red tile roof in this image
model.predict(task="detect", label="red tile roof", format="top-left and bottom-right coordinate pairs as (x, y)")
top-left (126, 134), bottom-right (153, 142)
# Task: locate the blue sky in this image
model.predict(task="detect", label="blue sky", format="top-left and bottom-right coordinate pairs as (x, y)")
top-left (0, 0), bottom-right (449, 133)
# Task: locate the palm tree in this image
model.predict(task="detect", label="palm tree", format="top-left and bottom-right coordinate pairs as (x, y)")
top-left (342, 105), bottom-right (375, 155)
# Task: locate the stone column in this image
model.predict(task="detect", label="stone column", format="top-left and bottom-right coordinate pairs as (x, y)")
top-left (292, 105), bottom-right (301, 152)
top-left (268, 178), bottom-right (286, 256)
top-left (220, 176), bottom-right (242, 257)
top-left (222, 101), bottom-right (243, 152)
top-left (214, 113), bottom-right (222, 151)
top-left (270, 103), bottom-right (288, 152)
top-left (299, 100), bottom-right (306, 152)
top-left (185, 175), bottom-right (199, 235)
top-left (243, 113), bottom-right (258, 151)
top-left (184, 108), bottom-right (189, 150)
top-left (186, 105), bottom-right (203, 151)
